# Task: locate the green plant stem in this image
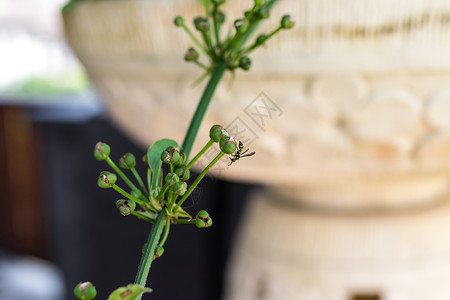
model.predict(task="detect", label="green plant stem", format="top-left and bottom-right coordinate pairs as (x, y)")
top-left (135, 209), bottom-right (167, 294)
top-left (186, 139), bottom-right (214, 169)
top-left (174, 152), bottom-right (225, 212)
top-left (147, 169), bottom-right (152, 193)
top-left (212, 6), bottom-right (221, 45)
top-left (182, 60), bottom-right (227, 159)
top-left (131, 167), bottom-right (148, 195)
top-left (106, 157), bottom-right (140, 192)
top-left (112, 184), bottom-right (146, 206)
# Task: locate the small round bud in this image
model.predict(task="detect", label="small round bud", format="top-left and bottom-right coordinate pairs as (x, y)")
top-left (220, 136), bottom-right (237, 154)
top-left (116, 199), bottom-right (136, 216)
top-left (184, 47), bottom-right (199, 62)
top-left (174, 152), bottom-right (186, 167)
top-left (174, 16), bottom-right (184, 27)
top-left (119, 152), bottom-right (136, 169)
top-left (254, 0), bottom-right (266, 6)
top-left (234, 19), bottom-right (248, 34)
top-left (174, 166), bottom-right (190, 181)
top-left (161, 147), bottom-right (181, 164)
top-left (154, 246), bottom-right (164, 259)
top-left (209, 124), bottom-right (224, 142)
top-left (195, 210), bottom-right (213, 228)
top-left (194, 17), bottom-right (210, 32)
top-left (94, 142), bottom-right (110, 160)
top-left (255, 7), bottom-right (269, 19)
top-left (213, 10), bottom-right (225, 23)
top-left (239, 56), bottom-right (252, 71)
top-left (74, 282), bottom-right (97, 300)
top-left (97, 171), bottom-right (117, 189)
top-left (256, 34), bottom-right (267, 46)
top-left (212, 0), bottom-right (225, 5)
top-left (172, 182), bottom-right (187, 196)
top-left (165, 173), bottom-right (180, 185)
top-left (281, 14), bottom-right (295, 29)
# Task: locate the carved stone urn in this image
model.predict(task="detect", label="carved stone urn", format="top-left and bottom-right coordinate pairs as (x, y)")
top-left (63, 0), bottom-right (450, 299)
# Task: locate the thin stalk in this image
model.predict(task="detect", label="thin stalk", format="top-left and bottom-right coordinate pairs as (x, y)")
top-left (194, 60), bottom-right (208, 70)
top-left (112, 184), bottom-right (146, 206)
top-left (147, 169), bottom-right (152, 193)
top-left (174, 152), bottom-right (224, 212)
top-left (182, 60), bottom-right (228, 159)
top-left (158, 218), bottom-right (171, 248)
top-left (105, 157), bottom-right (139, 192)
top-left (181, 24), bottom-right (209, 56)
top-left (186, 139), bottom-right (214, 169)
top-left (135, 210), bottom-right (167, 294)
top-left (131, 167), bottom-right (148, 195)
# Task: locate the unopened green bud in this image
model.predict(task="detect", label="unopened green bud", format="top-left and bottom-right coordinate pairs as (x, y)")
top-left (255, 7), bottom-right (269, 19)
top-left (174, 166), bottom-right (190, 181)
top-left (184, 47), bottom-right (199, 62)
top-left (209, 124), bottom-right (224, 142)
top-left (256, 34), bottom-right (267, 45)
top-left (116, 199), bottom-right (136, 216)
top-left (97, 171), bottom-right (117, 189)
top-left (281, 14), bottom-right (295, 29)
top-left (174, 152), bottom-right (186, 166)
top-left (194, 17), bottom-right (210, 32)
top-left (74, 282), bottom-right (97, 300)
top-left (174, 16), bottom-right (184, 27)
top-left (161, 146), bottom-right (181, 164)
top-left (195, 210), bottom-right (212, 228)
top-left (234, 19), bottom-right (248, 33)
top-left (254, 0), bottom-right (266, 6)
top-left (239, 56), bottom-right (252, 71)
top-left (213, 10), bottom-right (225, 23)
top-left (94, 142), bottom-right (110, 160)
top-left (220, 136), bottom-right (236, 154)
top-left (119, 152), bottom-right (136, 169)
top-left (172, 182), bottom-right (187, 196)
top-left (165, 172), bottom-right (179, 185)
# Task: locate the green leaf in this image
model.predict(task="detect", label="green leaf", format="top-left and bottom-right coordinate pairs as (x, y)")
top-left (107, 284), bottom-right (152, 300)
top-left (147, 139), bottom-right (180, 191)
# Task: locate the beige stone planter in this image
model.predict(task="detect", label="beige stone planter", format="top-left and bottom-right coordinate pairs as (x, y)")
top-left (63, 0), bottom-right (450, 299)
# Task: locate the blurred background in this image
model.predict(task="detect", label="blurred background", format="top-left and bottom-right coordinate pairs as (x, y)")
top-left (0, 0), bottom-right (255, 299)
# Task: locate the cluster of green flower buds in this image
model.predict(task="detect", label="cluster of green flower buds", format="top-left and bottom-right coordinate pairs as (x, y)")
top-left (74, 282), bottom-right (97, 300)
top-left (174, 0), bottom-right (295, 74)
top-left (195, 210), bottom-right (212, 228)
top-left (161, 147), bottom-right (186, 166)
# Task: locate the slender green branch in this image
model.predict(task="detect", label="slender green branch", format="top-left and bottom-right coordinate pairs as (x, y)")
top-left (174, 152), bottom-right (225, 212)
top-left (112, 184), bottom-right (146, 206)
top-left (186, 139), bottom-right (214, 169)
top-left (147, 169), bottom-right (152, 193)
top-left (131, 168), bottom-right (148, 195)
top-left (181, 24), bottom-right (209, 56)
top-left (135, 210), bottom-right (167, 293)
top-left (159, 218), bottom-right (171, 248)
top-left (182, 60), bottom-right (227, 159)
top-left (194, 60), bottom-right (209, 70)
top-left (105, 157), bottom-right (139, 192)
